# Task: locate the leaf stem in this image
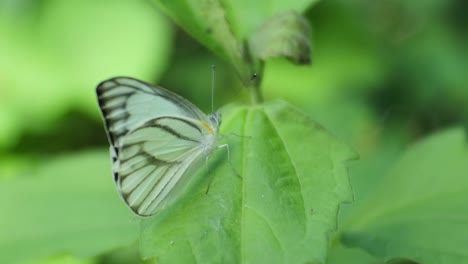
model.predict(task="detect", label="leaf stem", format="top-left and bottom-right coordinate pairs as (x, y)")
top-left (249, 63), bottom-right (264, 104)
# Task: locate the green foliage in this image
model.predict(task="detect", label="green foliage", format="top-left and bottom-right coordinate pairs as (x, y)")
top-left (139, 101), bottom-right (355, 263)
top-left (152, 0), bottom-right (250, 81)
top-left (0, 0), bottom-right (172, 149)
top-left (152, 0), bottom-right (317, 83)
top-left (1, 0), bottom-right (467, 263)
top-left (341, 128), bottom-right (468, 263)
top-left (327, 243), bottom-right (382, 264)
top-left (249, 11), bottom-right (312, 64)
top-left (0, 150), bottom-right (138, 263)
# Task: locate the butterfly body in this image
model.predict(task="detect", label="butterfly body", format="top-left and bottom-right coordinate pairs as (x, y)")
top-left (97, 77), bottom-right (221, 216)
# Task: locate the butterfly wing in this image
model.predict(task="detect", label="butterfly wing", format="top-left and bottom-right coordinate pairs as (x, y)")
top-left (97, 77), bottom-right (210, 148)
top-left (97, 77), bottom-right (217, 216)
top-left (115, 116), bottom-right (214, 216)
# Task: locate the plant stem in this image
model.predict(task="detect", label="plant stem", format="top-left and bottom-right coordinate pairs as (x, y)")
top-left (249, 64), bottom-right (264, 104)
top-left (250, 83), bottom-right (263, 104)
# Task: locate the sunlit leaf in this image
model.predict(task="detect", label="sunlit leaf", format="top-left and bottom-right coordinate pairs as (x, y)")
top-left (0, 0), bottom-right (172, 148)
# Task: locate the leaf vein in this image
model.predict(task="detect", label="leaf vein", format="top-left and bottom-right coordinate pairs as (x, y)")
top-left (262, 110), bottom-right (307, 238)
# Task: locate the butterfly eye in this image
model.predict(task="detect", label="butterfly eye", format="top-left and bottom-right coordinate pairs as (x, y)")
top-left (209, 112), bottom-right (222, 126)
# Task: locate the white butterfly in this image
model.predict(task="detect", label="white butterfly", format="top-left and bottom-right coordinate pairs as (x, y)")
top-left (97, 77), bottom-right (223, 216)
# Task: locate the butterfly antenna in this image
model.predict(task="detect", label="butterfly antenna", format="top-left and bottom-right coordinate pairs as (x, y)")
top-left (211, 65), bottom-right (215, 113)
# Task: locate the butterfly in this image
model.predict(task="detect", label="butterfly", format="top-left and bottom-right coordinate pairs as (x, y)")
top-left (96, 77), bottom-right (224, 216)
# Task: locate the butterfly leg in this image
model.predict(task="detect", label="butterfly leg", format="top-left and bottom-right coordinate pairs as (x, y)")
top-left (219, 132), bottom-right (251, 141)
top-left (205, 155), bottom-right (211, 175)
top-left (218, 143), bottom-right (230, 161)
top-left (217, 143), bottom-right (241, 178)
top-left (204, 155), bottom-right (213, 194)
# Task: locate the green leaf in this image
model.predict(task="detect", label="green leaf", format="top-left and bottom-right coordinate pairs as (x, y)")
top-left (223, 0), bottom-right (320, 40)
top-left (341, 128), bottom-right (468, 263)
top-left (151, 0), bottom-right (319, 82)
top-left (152, 0), bottom-right (252, 82)
top-left (326, 242), bottom-right (383, 264)
top-left (34, 255), bottom-right (96, 264)
top-left (140, 101), bottom-right (356, 263)
top-left (0, 150), bottom-right (139, 264)
top-left (249, 10), bottom-right (311, 64)
top-left (262, 2), bottom-right (385, 105)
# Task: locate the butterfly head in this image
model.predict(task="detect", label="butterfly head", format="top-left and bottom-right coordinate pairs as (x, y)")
top-left (209, 112), bottom-right (222, 129)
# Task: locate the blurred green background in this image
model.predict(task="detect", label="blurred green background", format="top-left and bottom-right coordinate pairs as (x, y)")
top-left (0, 0), bottom-right (467, 263)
